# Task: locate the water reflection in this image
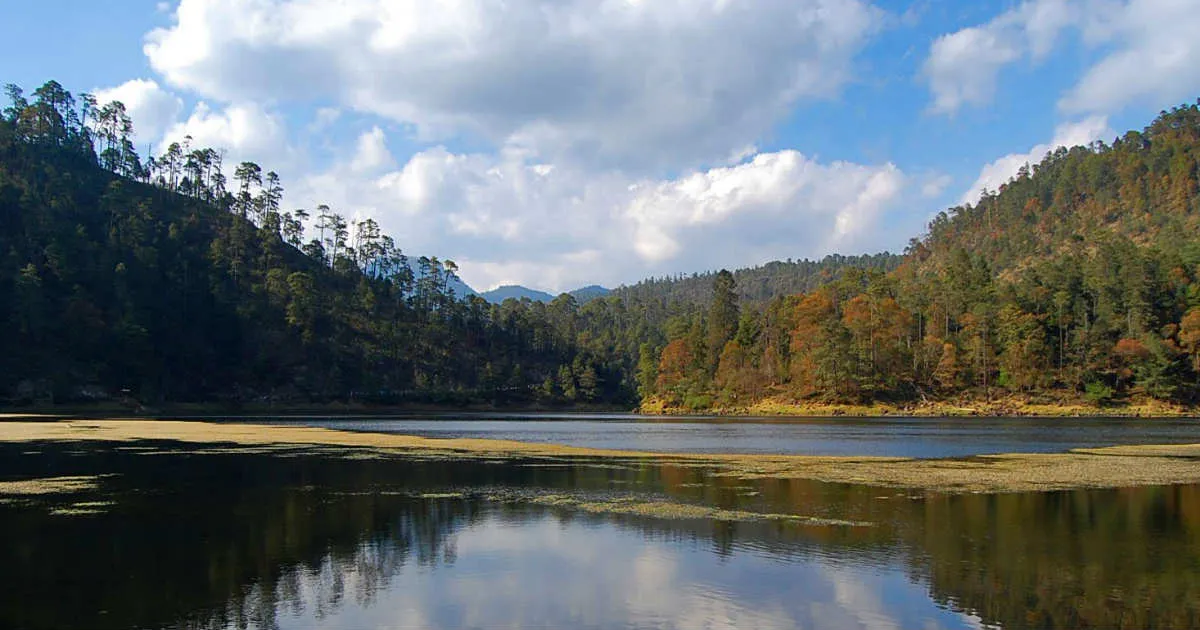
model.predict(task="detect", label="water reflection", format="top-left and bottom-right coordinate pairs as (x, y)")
top-left (1, 441), bottom-right (1197, 629)
top-left (255, 414), bottom-right (1200, 457)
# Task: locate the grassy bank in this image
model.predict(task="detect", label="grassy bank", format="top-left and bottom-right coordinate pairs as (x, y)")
top-left (3, 419), bottom-right (1200, 493)
top-left (639, 394), bottom-right (1199, 418)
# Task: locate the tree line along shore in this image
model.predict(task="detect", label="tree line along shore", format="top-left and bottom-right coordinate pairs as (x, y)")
top-left (4, 81), bottom-right (1200, 413)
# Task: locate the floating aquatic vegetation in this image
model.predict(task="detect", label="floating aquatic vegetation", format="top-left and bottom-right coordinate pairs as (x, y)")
top-left (48, 503), bottom-right (110, 517)
top-left (0, 475), bottom-right (114, 497)
top-left (417, 492), bottom-right (466, 499)
top-left (3, 420), bottom-right (1200, 493)
top-left (472, 488), bottom-right (873, 527)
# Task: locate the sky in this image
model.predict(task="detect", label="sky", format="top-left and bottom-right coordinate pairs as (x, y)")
top-left (2, 0), bottom-right (1199, 293)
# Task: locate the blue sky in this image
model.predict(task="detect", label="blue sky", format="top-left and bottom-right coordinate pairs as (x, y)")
top-left (3, 0), bottom-right (1198, 291)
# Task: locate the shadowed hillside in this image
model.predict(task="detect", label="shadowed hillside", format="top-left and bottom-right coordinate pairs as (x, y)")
top-left (0, 81), bottom-right (633, 407)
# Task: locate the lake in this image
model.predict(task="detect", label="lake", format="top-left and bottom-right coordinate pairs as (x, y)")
top-left (2, 423), bottom-right (1199, 630)
top-left (232, 412), bottom-right (1200, 457)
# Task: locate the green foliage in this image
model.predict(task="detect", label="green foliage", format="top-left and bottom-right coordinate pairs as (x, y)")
top-left (612, 253), bottom-right (901, 307)
top-left (1083, 381), bottom-right (1115, 406)
top-left (0, 80), bottom-right (635, 407)
top-left (682, 393), bottom-right (713, 412)
top-left (706, 269), bottom-right (739, 372)
top-left (635, 343), bottom-right (659, 400)
top-left (637, 100), bottom-right (1200, 408)
top-left (7, 79), bottom-right (1200, 410)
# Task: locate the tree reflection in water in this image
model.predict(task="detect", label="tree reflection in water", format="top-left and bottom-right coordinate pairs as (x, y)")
top-left (0, 441), bottom-right (1197, 629)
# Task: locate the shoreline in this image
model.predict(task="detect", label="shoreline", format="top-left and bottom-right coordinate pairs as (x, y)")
top-left (0, 402), bottom-right (635, 418)
top-left (6, 397), bottom-right (1199, 419)
top-left (638, 396), bottom-right (1200, 418)
top-left (2, 419), bottom-right (1200, 493)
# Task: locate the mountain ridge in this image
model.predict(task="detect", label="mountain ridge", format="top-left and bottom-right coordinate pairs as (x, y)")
top-left (475, 284), bottom-right (613, 304)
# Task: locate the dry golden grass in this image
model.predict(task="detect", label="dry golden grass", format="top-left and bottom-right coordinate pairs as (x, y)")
top-left (2, 419), bottom-right (1200, 493)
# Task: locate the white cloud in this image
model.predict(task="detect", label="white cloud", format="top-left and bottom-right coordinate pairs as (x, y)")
top-left (144, 0), bottom-right (882, 171)
top-left (159, 100), bottom-right (295, 171)
top-left (116, 0), bottom-right (935, 292)
top-left (926, 0), bottom-right (1200, 117)
top-left (924, 26), bottom-right (1021, 115)
top-left (827, 564), bottom-right (903, 630)
top-left (1059, 0), bottom-right (1200, 114)
top-left (92, 78), bottom-right (183, 147)
top-left (350, 127), bottom-right (395, 173)
top-left (920, 173), bottom-right (953, 199)
top-left (624, 151), bottom-right (904, 264)
top-left (310, 107), bottom-right (341, 133)
top-left (924, 0), bottom-right (1075, 115)
top-left (245, 511), bottom-right (988, 630)
top-left (290, 139), bottom-right (907, 292)
top-left (456, 253), bottom-right (604, 295)
top-left (960, 115), bottom-right (1112, 205)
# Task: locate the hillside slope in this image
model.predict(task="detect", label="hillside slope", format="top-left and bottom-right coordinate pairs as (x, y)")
top-left (915, 105), bottom-right (1200, 276)
top-left (612, 253), bottom-right (901, 308)
top-left (0, 81), bottom-right (632, 406)
top-left (479, 285), bottom-right (556, 303)
top-left (9, 80), bottom-right (1200, 413)
top-left (640, 103), bottom-right (1200, 411)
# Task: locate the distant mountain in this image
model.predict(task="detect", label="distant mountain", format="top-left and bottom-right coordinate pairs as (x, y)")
top-left (480, 285), bottom-right (557, 303)
top-left (410, 262), bottom-right (476, 298)
top-left (477, 284), bottom-right (612, 304)
top-left (569, 285), bottom-right (611, 303)
top-left (445, 274), bottom-right (477, 299)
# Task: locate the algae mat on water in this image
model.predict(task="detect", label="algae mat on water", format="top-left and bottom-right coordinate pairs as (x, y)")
top-left (3, 419), bottom-right (1200, 493)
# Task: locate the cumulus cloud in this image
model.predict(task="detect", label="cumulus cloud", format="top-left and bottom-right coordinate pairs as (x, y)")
top-left (920, 173), bottom-right (953, 199)
top-left (350, 127), bottom-right (395, 174)
top-left (113, 0), bottom-right (919, 292)
top-left (926, 0), bottom-right (1200, 117)
top-left (1060, 0), bottom-right (1200, 114)
top-left (924, 26), bottom-right (1021, 115)
top-left (624, 151), bottom-right (904, 264)
top-left (960, 115), bottom-right (1112, 205)
top-left (159, 100), bottom-right (296, 172)
top-left (289, 138), bottom-right (907, 292)
top-left (923, 0), bottom-right (1074, 114)
top-left (92, 78), bottom-right (183, 147)
top-left (145, 0), bottom-right (882, 170)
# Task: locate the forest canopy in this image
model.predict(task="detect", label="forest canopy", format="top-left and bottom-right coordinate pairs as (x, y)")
top-left (4, 80), bottom-right (1200, 410)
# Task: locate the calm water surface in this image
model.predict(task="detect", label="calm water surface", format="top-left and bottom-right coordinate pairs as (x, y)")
top-left (240, 412), bottom-right (1200, 457)
top-left (2, 438), bottom-right (1199, 629)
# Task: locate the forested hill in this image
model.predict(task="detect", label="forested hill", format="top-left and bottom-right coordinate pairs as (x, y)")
top-left (640, 102), bottom-right (1200, 411)
top-left (8, 79), bottom-right (1200, 412)
top-left (0, 81), bottom-right (636, 406)
top-left (912, 104), bottom-right (1200, 277)
top-left (912, 106), bottom-right (1195, 276)
top-left (612, 253), bottom-right (900, 307)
